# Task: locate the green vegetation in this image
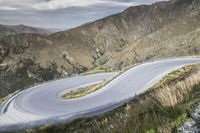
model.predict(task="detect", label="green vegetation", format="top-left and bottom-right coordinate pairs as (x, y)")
top-left (16, 64), bottom-right (200, 133)
top-left (62, 82), bottom-right (105, 100)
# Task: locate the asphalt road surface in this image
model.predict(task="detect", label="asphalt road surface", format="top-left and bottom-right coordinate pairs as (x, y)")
top-left (1, 57), bottom-right (200, 132)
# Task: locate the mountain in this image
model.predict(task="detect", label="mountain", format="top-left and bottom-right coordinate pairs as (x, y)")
top-left (50, 0), bottom-right (200, 70)
top-left (1, 0), bottom-right (200, 97)
top-left (0, 24), bottom-right (59, 38)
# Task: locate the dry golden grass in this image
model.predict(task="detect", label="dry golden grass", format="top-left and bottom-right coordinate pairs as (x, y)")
top-left (157, 71), bottom-right (200, 109)
top-left (115, 65), bottom-right (200, 133)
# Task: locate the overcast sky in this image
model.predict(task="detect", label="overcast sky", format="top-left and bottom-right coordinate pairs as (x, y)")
top-left (0, 0), bottom-right (167, 29)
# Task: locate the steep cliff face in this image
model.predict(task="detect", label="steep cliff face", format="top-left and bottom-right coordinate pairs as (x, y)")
top-left (1, 0), bottom-right (200, 97)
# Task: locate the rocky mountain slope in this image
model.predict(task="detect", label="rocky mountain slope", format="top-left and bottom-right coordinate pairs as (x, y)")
top-left (1, 0), bottom-right (200, 97)
top-left (51, 0), bottom-right (200, 69)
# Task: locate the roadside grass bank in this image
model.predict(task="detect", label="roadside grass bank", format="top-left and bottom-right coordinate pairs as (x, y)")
top-left (62, 82), bottom-right (106, 100)
top-left (81, 68), bottom-right (114, 76)
top-left (62, 71), bottom-right (117, 100)
top-left (15, 64), bottom-right (200, 133)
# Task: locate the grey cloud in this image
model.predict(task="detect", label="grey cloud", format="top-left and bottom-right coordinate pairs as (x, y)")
top-left (0, 0), bottom-right (167, 29)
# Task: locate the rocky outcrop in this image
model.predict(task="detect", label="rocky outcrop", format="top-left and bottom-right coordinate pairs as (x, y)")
top-left (62, 51), bottom-right (88, 74)
top-left (178, 103), bottom-right (200, 132)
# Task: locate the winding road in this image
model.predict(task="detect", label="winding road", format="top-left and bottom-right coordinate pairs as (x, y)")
top-left (1, 58), bottom-right (200, 132)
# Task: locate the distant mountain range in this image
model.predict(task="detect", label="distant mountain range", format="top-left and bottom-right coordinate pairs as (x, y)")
top-left (0, 24), bottom-right (60, 38)
top-left (0, 0), bottom-right (200, 97)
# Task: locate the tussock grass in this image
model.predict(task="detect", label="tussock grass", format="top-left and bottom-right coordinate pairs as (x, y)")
top-left (110, 65), bottom-right (200, 133)
top-left (88, 65), bottom-right (200, 133)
